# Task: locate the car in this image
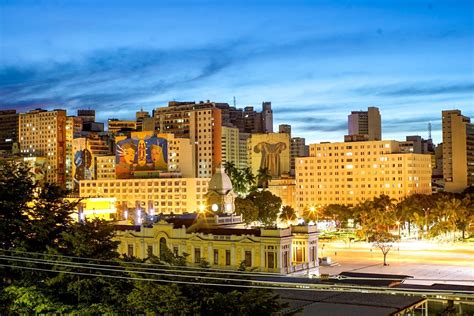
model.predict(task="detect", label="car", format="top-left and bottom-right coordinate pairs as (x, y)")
top-left (319, 256), bottom-right (332, 266)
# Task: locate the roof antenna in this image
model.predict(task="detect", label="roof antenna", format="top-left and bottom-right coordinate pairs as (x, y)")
top-left (428, 122), bottom-right (432, 140)
top-left (233, 96), bottom-right (236, 107)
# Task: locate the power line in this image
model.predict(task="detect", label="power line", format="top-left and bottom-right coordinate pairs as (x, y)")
top-left (0, 255), bottom-right (474, 284)
top-left (1, 262), bottom-right (473, 300)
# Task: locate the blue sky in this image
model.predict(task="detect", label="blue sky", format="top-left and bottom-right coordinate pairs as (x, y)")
top-left (0, 0), bottom-right (473, 144)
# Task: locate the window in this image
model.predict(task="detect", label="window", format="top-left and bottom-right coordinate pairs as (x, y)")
top-left (245, 251), bottom-right (252, 267)
top-left (194, 248), bottom-right (201, 263)
top-left (226, 250), bottom-right (231, 265)
top-left (267, 252), bottom-right (275, 269)
top-left (173, 246), bottom-right (179, 256)
top-left (159, 237), bottom-right (167, 258)
top-left (214, 249), bottom-right (219, 265)
top-left (127, 244), bottom-right (134, 257)
top-left (147, 245), bottom-right (153, 257)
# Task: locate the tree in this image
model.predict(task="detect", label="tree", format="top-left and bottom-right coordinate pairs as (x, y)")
top-left (322, 204), bottom-right (352, 228)
top-left (279, 205), bottom-right (297, 224)
top-left (235, 197), bottom-right (259, 226)
top-left (257, 167), bottom-right (272, 190)
top-left (247, 190), bottom-right (282, 227)
top-left (372, 232), bottom-right (396, 266)
top-left (0, 161), bottom-right (36, 250)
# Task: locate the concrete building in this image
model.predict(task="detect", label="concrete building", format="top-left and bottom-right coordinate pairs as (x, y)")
top-left (268, 177), bottom-right (296, 209)
top-left (108, 119), bottom-right (137, 134)
top-left (0, 110), bottom-right (19, 153)
top-left (278, 124), bottom-right (291, 137)
top-left (79, 178), bottom-right (210, 214)
top-left (442, 110), bottom-right (474, 192)
top-left (295, 140), bottom-right (432, 210)
top-left (77, 109), bottom-right (96, 123)
top-left (221, 126), bottom-right (240, 167)
top-left (290, 137), bottom-right (309, 175)
top-left (399, 135), bottom-right (434, 154)
top-left (136, 109), bottom-right (154, 131)
top-left (153, 100), bottom-right (273, 135)
top-left (18, 109), bottom-right (67, 186)
top-left (114, 215), bottom-right (318, 274)
top-left (95, 155), bottom-right (116, 180)
top-left (248, 133), bottom-right (290, 178)
top-left (238, 132), bottom-right (251, 170)
top-left (347, 107), bottom-right (381, 141)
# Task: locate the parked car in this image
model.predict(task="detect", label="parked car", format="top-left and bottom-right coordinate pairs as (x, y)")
top-left (319, 257), bottom-right (332, 266)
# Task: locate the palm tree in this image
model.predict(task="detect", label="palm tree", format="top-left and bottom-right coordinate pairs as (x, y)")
top-left (257, 167), bottom-right (272, 190)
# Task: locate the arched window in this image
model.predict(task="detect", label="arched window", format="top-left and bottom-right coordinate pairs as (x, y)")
top-left (159, 237), bottom-right (167, 258)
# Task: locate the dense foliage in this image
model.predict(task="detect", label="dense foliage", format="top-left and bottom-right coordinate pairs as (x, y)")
top-left (0, 161), bottom-right (289, 315)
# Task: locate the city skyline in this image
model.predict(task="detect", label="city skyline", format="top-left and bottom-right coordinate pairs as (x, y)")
top-left (1, 0), bottom-right (472, 144)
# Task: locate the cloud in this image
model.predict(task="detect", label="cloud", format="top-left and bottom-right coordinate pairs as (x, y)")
top-left (0, 45), bottom-right (235, 116)
top-left (356, 82), bottom-right (474, 97)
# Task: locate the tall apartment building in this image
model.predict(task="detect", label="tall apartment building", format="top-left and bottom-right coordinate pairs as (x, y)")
top-left (19, 109), bottom-right (67, 186)
top-left (221, 126), bottom-right (240, 166)
top-left (108, 119), bottom-right (137, 134)
top-left (442, 110), bottom-right (474, 192)
top-left (290, 137), bottom-right (309, 175)
top-left (77, 109), bottom-right (95, 123)
top-left (295, 140), bottom-right (432, 210)
top-left (190, 108), bottom-right (222, 177)
top-left (0, 110), bottom-right (19, 153)
top-left (347, 107), bottom-right (381, 141)
top-left (238, 132), bottom-right (251, 170)
top-left (278, 124), bottom-right (292, 137)
top-left (136, 109), bottom-right (155, 131)
top-left (153, 100), bottom-right (273, 135)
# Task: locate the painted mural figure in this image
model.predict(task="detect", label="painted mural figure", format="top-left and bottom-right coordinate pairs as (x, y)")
top-left (115, 134), bottom-right (168, 178)
top-left (254, 142), bottom-right (287, 177)
top-left (150, 144), bottom-right (167, 170)
top-left (116, 141), bottom-right (137, 178)
top-left (73, 148), bottom-right (93, 190)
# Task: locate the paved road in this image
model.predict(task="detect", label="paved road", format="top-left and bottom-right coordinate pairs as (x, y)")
top-left (317, 241), bottom-right (474, 286)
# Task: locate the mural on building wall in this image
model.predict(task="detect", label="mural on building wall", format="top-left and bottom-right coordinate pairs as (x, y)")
top-left (254, 142), bottom-right (287, 177)
top-left (73, 139), bottom-right (94, 191)
top-left (116, 134), bottom-right (168, 179)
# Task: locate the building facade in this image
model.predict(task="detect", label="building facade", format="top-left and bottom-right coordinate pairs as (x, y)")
top-left (248, 133), bottom-right (290, 178)
top-left (115, 217), bottom-right (318, 274)
top-left (347, 106), bottom-right (381, 141)
top-left (0, 109), bottom-right (19, 153)
top-left (108, 119), bottom-right (137, 134)
top-left (295, 140), bottom-right (432, 210)
top-left (79, 178), bottom-right (210, 214)
top-left (442, 110), bottom-right (474, 192)
top-left (18, 109), bottom-right (67, 186)
top-left (221, 126), bottom-right (240, 167)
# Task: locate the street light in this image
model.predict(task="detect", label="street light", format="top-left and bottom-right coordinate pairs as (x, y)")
top-left (396, 220), bottom-right (401, 239)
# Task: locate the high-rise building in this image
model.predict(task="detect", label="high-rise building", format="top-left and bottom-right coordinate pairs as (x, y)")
top-left (278, 124), bottom-right (292, 137)
top-left (0, 110), bottom-right (19, 153)
top-left (154, 100), bottom-right (273, 135)
top-left (238, 132), bottom-right (251, 170)
top-left (190, 108), bottom-right (222, 178)
top-left (290, 137), bottom-right (308, 175)
top-left (18, 109), bottom-right (67, 186)
top-left (65, 116), bottom-right (84, 190)
top-left (221, 126), bottom-right (240, 167)
top-left (347, 106), bottom-right (381, 141)
top-left (399, 136), bottom-right (434, 154)
top-left (136, 109), bottom-right (152, 131)
top-left (442, 110), bottom-right (474, 192)
top-left (77, 109), bottom-right (96, 123)
top-left (295, 140), bottom-right (432, 210)
top-left (108, 119), bottom-right (137, 134)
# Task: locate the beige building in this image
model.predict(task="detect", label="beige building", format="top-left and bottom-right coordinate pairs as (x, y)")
top-left (268, 177), bottom-right (296, 209)
top-left (296, 140), bottom-right (432, 210)
top-left (238, 132), bottom-right (251, 169)
top-left (442, 110), bottom-right (474, 192)
top-left (95, 155), bottom-right (116, 180)
top-left (347, 106), bottom-right (381, 141)
top-left (115, 216), bottom-right (318, 274)
top-left (79, 178), bottom-right (210, 214)
top-left (248, 133), bottom-right (290, 178)
top-left (221, 126), bottom-right (240, 166)
top-left (19, 109), bottom-right (67, 186)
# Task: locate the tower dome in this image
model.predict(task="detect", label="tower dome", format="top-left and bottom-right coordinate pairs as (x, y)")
top-left (208, 165), bottom-right (233, 195)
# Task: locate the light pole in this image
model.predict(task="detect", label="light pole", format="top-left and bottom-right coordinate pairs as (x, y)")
top-left (396, 220), bottom-right (401, 240)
